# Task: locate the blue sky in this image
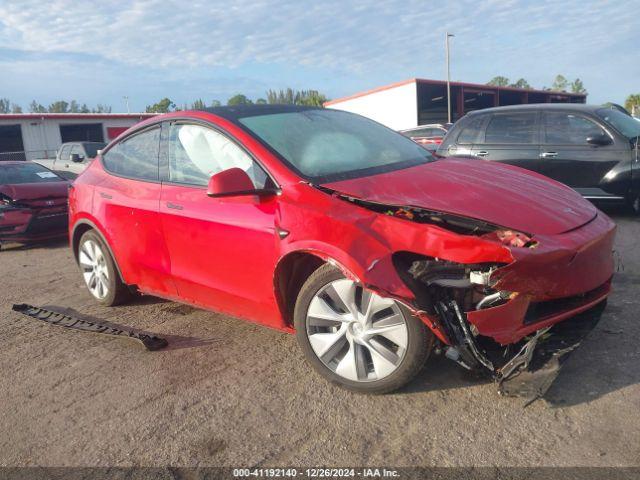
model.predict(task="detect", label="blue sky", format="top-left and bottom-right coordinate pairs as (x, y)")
top-left (0, 0), bottom-right (638, 112)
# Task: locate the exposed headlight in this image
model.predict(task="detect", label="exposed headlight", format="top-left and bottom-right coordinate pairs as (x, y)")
top-left (484, 229), bottom-right (538, 249)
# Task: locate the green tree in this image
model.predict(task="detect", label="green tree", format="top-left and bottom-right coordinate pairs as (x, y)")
top-left (29, 100), bottom-right (47, 113)
top-left (227, 94), bottom-right (253, 106)
top-left (551, 74), bottom-right (568, 92)
top-left (0, 98), bottom-right (11, 113)
top-left (69, 100), bottom-right (80, 113)
top-left (80, 103), bottom-right (90, 113)
top-left (265, 88), bottom-right (328, 106)
top-left (625, 94), bottom-right (640, 116)
top-left (570, 78), bottom-right (587, 94)
top-left (191, 99), bottom-right (206, 110)
top-left (145, 98), bottom-right (175, 113)
top-left (510, 78), bottom-right (531, 89)
top-left (297, 90), bottom-right (328, 106)
top-left (210, 99), bottom-right (221, 107)
top-left (11, 103), bottom-right (22, 113)
top-left (255, 98), bottom-right (267, 104)
top-left (48, 100), bottom-right (69, 113)
top-left (93, 104), bottom-right (112, 113)
top-left (487, 76), bottom-right (510, 87)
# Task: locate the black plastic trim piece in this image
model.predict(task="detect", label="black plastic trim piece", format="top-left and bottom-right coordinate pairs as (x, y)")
top-left (11, 303), bottom-right (168, 351)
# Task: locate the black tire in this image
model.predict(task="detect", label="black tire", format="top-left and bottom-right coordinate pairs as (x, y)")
top-left (294, 263), bottom-right (433, 394)
top-left (77, 230), bottom-right (130, 306)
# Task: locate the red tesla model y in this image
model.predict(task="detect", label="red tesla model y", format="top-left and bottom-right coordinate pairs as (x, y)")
top-left (69, 106), bottom-right (615, 393)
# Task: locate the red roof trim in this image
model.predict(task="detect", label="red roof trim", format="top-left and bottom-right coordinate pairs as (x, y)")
top-left (324, 77), bottom-right (586, 106)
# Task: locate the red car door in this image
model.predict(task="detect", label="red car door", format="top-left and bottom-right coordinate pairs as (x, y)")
top-left (95, 126), bottom-right (176, 297)
top-left (159, 121), bottom-right (281, 326)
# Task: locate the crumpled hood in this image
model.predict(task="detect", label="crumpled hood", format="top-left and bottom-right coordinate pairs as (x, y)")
top-left (322, 158), bottom-right (597, 235)
top-left (0, 181), bottom-right (69, 201)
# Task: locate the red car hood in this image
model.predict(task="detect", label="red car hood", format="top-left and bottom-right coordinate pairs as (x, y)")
top-left (322, 159), bottom-right (597, 236)
top-left (0, 181), bottom-right (69, 201)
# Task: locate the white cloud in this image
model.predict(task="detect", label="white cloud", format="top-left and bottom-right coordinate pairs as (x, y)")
top-left (0, 0), bottom-right (634, 74)
top-left (0, 0), bottom-right (638, 107)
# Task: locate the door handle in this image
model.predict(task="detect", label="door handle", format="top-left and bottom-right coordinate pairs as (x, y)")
top-left (166, 202), bottom-right (183, 210)
top-left (99, 192), bottom-right (112, 199)
top-left (540, 151), bottom-right (558, 158)
top-left (475, 151), bottom-right (489, 157)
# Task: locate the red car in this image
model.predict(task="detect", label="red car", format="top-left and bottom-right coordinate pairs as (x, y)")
top-left (0, 161), bottom-right (69, 248)
top-left (69, 106), bottom-right (615, 394)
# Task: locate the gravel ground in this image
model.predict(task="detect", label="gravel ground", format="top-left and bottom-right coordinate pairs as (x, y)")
top-left (0, 208), bottom-right (638, 468)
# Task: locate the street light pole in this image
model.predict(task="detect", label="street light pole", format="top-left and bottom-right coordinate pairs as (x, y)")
top-left (445, 32), bottom-right (454, 124)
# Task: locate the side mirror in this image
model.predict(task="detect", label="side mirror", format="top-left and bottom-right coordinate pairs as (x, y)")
top-left (70, 153), bottom-right (84, 162)
top-left (586, 134), bottom-right (612, 146)
top-left (206, 168), bottom-right (277, 198)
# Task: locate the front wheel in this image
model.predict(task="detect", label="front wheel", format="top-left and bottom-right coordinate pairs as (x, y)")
top-left (294, 264), bottom-right (433, 394)
top-left (77, 230), bottom-right (130, 306)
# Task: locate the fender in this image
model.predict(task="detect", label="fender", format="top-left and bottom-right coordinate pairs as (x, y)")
top-left (70, 216), bottom-right (127, 284)
top-left (278, 240), bottom-right (365, 283)
top-left (274, 243), bottom-right (449, 342)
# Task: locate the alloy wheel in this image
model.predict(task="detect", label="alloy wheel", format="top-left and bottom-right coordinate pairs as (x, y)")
top-left (79, 239), bottom-right (110, 300)
top-left (306, 279), bottom-right (409, 382)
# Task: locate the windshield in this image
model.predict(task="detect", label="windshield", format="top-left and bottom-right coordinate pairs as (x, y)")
top-left (238, 109), bottom-right (434, 182)
top-left (83, 142), bottom-right (107, 158)
top-left (0, 162), bottom-right (63, 184)
top-left (596, 108), bottom-right (640, 140)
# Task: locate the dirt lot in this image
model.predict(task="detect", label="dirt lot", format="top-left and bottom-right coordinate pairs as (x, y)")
top-left (0, 208), bottom-right (639, 468)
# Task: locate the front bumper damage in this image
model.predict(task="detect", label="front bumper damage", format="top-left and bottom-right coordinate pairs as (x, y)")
top-left (314, 187), bottom-right (616, 400)
top-left (496, 302), bottom-right (605, 402)
top-left (400, 214), bottom-right (614, 401)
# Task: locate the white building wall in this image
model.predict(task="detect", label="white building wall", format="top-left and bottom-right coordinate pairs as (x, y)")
top-left (0, 116), bottom-right (151, 160)
top-left (326, 81), bottom-right (418, 131)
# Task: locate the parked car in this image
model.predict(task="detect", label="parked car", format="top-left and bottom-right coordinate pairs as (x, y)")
top-left (0, 161), bottom-right (69, 248)
top-left (437, 104), bottom-right (640, 212)
top-left (35, 141), bottom-right (106, 180)
top-left (400, 124), bottom-right (450, 147)
top-left (69, 106), bottom-right (614, 394)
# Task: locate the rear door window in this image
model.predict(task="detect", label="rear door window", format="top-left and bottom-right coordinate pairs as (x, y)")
top-left (543, 112), bottom-right (608, 144)
top-left (102, 127), bottom-right (160, 181)
top-left (484, 112), bottom-right (538, 144)
top-left (456, 115), bottom-right (486, 144)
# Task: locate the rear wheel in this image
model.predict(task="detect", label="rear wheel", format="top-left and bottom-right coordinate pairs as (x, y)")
top-left (77, 230), bottom-right (130, 306)
top-left (294, 264), bottom-right (433, 394)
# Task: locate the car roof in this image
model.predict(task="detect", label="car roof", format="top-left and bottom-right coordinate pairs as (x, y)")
top-left (201, 104), bottom-right (320, 121)
top-left (0, 161), bottom-right (41, 166)
top-left (401, 124), bottom-right (446, 132)
top-left (466, 103), bottom-right (609, 116)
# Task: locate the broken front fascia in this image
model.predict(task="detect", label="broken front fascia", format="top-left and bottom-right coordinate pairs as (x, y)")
top-left (312, 186), bottom-right (519, 358)
top-left (309, 185), bottom-right (613, 374)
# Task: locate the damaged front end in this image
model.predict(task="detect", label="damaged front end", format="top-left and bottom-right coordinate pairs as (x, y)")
top-left (317, 186), bottom-right (615, 401)
top-left (393, 249), bottom-right (609, 402)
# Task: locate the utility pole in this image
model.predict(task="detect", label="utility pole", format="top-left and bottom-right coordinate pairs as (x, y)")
top-left (123, 96), bottom-right (130, 114)
top-left (445, 32), bottom-right (454, 124)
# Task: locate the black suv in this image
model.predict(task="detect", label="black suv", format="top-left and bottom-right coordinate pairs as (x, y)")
top-left (437, 104), bottom-right (640, 212)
